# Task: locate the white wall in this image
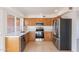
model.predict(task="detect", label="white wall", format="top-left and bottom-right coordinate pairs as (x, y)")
top-left (0, 9), bottom-right (7, 51)
top-left (72, 8), bottom-right (79, 52)
top-left (5, 8), bottom-right (24, 18)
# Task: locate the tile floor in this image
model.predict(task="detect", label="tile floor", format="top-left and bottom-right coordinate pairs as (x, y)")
top-left (24, 41), bottom-right (59, 52)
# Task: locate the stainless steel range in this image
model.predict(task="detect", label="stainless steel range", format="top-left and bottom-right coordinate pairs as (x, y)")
top-left (35, 22), bottom-right (44, 41)
top-left (36, 28), bottom-right (44, 38)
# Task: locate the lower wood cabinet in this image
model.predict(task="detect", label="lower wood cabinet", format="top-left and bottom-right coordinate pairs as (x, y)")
top-left (5, 37), bottom-right (20, 52)
top-left (28, 32), bottom-right (35, 41)
top-left (44, 32), bottom-right (52, 41)
top-left (5, 35), bottom-right (26, 52)
top-left (5, 32), bottom-right (35, 52)
top-left (24, 33), bottom-right (29, 44)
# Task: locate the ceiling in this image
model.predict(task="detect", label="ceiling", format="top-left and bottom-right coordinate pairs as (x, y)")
top-left (12, 7), bottom-right (69, 17)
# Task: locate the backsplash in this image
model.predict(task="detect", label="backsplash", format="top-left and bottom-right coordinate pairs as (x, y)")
top-left (25, 26), bottom-right (53, 32)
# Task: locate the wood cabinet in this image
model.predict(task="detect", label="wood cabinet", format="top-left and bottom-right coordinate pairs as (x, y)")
top-left (5, 35), bottom-right (26, 52)
top-left (44, 18), bottom-right (52, 26)
top-left (5, 37), bottom-right (20, 52)
top-left (24, 18), bottom-right (31, 26)
top-left (44, 32), bottom-right (52, 41)
top-left (28, 32), bottom-right (35, 41)
top-left (5, 31), bottom-right (35, 52)
top-left (24, 33), bottom-right (29, 43)
top-left (30, 18), bottom-right (36, 25)
top-left (24, 18), bottom-right (52, 26)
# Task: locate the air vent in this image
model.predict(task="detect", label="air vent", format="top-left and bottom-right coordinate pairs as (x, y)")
top-left (69, 7), bottom-right (72, 10)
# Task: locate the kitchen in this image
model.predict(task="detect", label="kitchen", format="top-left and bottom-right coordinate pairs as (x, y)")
top-left (0, 7), bottom-right (78, 52)
top-left (5, 17), bottom-right (56, 52)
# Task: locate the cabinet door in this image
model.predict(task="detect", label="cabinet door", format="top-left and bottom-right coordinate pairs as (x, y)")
top-left (29, 18), bottom-right (35, 26)
top-left (25, 33), bottom-right (29, 43)
top-left (24, 18), bottom-right (31, 26)
top-left (44, 32), bottom-right (52, 41)
top-left (43, 18), bottom-right (51, 26)
top-left (5, 37), bottom-right (20, 52)
top-left (29, 32), bottom-right (35, 41)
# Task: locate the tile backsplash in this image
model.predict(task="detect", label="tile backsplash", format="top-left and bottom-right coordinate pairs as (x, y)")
top-left (25, 26), bottom-right (53, 32)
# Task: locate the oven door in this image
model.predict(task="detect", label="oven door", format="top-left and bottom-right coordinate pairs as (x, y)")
top-left (36, 31), bottom-right (44, 38)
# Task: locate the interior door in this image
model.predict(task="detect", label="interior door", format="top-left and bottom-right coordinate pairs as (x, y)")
top-left (60, 18), bottom-right (71, 50)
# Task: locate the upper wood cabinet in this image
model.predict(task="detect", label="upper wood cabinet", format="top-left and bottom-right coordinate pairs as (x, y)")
top-left (24, 18), bottom-right (31, 26)
top-left (44, 18), bottom-right (52, 26)
top-left (24, 18), bottom-right (52, 26)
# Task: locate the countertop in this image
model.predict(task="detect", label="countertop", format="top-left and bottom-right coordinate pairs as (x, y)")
top-left (5, 26), bottom-right (52, 37)
top-left (5, 31), bottom-right (29, 37)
